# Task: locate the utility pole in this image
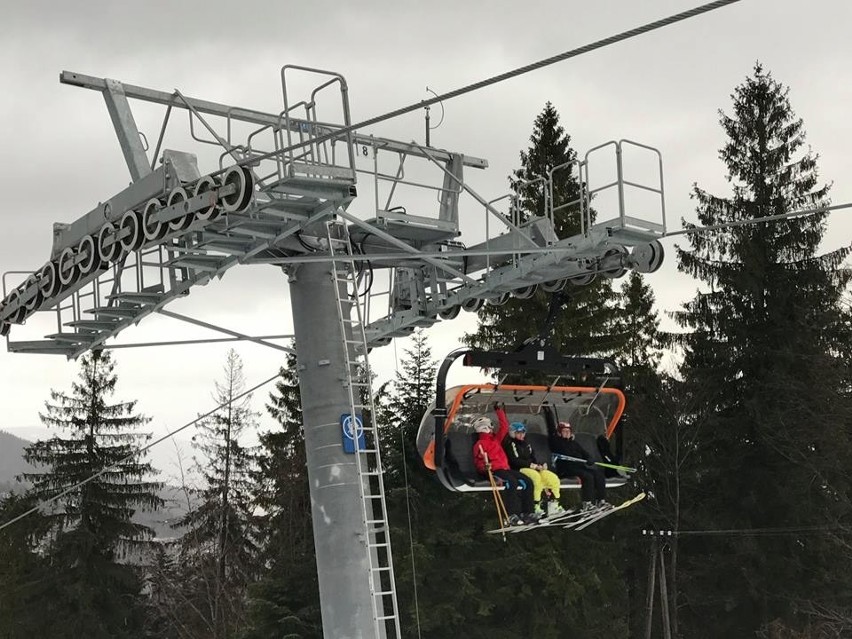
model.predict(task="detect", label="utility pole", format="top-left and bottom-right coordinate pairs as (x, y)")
top-left (643, 530), bottom-right (675, 639)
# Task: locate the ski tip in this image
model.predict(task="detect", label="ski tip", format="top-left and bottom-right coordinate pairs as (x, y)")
top-left (567, 492), bottom-right (648, 531)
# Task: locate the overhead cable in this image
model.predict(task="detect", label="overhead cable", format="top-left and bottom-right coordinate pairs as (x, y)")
top-left (645, 525), bottom-right (852, 538)
top-left (238, 0), bottom-right (744, 169)
top-left (665, 201), bottom-right (852, 237)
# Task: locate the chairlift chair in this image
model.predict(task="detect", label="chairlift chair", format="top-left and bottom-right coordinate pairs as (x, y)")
top-left (416, 342), bottom-right (630, 493)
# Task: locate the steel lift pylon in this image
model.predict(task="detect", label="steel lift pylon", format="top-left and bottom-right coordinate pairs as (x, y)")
top-left (0, 66), bottom-right (666, 638)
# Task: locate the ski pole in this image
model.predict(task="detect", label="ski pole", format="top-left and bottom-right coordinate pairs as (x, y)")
top-left (487, 467), bottom-right (508, 541)
top-left (481, 447), bottom-right (509, 539)
top-left (595, 461), bottom-right (637, 473)
top-left (552, 453), bottom-right (637, 474)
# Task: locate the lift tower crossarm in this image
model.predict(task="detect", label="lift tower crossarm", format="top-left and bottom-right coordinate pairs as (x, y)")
top-left (102, 77), bottom-right (152, 182)
top-left (59, 71), bottom-right (489, 170)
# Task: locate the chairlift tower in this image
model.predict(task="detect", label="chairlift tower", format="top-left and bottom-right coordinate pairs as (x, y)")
top-left (0, 67), bottom-right (666, 638)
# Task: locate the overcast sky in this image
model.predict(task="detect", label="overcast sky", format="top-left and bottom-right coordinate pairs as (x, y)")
top-left (1, 0), bottom-right (850, 476)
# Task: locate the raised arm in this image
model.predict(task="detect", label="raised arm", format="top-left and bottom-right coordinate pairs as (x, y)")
top-left (494, 402), bottom-right (509, 443)
top-left (547, 417), bottom-right (559, 449)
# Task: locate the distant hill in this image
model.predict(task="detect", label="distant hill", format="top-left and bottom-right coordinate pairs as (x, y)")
top-left (0, 430), bottom-right (35, 492)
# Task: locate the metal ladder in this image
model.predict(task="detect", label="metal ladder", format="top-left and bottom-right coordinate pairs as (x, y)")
top-left (326, 220), bottom-right (402, 639)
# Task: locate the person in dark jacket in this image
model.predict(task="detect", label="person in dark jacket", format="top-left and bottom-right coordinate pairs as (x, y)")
top-left (503, 422), bottom-right (564, 518)
top-left (548, 420), bottom-right (607, 511)
top-left (472, 403), bottom-right (536, 526)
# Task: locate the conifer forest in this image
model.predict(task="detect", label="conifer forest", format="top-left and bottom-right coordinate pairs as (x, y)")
top-left (2, 64), bottom-right (851, 638)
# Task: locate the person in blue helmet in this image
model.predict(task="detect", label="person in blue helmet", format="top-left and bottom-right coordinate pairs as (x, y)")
top-left (503, 421), bottom-right (565, 518)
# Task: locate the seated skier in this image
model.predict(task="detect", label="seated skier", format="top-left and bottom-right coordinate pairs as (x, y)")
top-left (548, 420), bottom-right (608, 512)
top-left (472, 402), bottom-right (536, 526)
top-left (503, 421), bottom-right (565, 518)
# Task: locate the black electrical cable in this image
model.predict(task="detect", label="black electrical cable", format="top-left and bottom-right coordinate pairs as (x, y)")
top-left (668, 525), bottom-right (852, 538)
top-left (296, 230), bottom-right (319, 252)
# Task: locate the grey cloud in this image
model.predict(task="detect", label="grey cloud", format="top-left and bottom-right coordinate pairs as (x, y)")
top-left (2, 0), bottom-right (851, 436)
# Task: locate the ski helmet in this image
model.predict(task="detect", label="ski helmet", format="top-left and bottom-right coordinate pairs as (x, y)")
top-left (509, 422), bottom-right (527, 434)
top-left (472, 416), bottom-right (493, 433)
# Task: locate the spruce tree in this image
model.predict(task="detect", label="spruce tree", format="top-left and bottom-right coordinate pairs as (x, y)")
top-left (374, 331), bottom-right (441, 635)
top-left (610, 270), bottom-right (664, 508)
top-left (453, 104), bottom-right (634, 636)
top-left (613, 272), bottom-right (663, 374)
top-left (374, 332), bottom-right (632, 638)
top-left (464, 102), bottom-right (622, 358)
top-left (674, 64), bottom-right (852, 637)
top-left (599, 269), bottom-right (675, 638)
top-left (20, 349), bottom-right (162, 638)
top-left (378, 330), bottom-right (435, 487)
top-left (243, 353), bottom-right (321, 638)
top-left (176, 349), bottom-right (260, 639)
top-left (609, 270), bottom-right (663, 484)
top-left (0, 493), bottom-right (57, 638)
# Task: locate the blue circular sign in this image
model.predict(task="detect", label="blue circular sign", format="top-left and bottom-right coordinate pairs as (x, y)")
top-left (342, 414), bottom-right (364, 440)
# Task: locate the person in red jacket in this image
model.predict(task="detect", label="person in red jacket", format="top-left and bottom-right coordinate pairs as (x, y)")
top-left (472, 402), bottom-right (536, 526)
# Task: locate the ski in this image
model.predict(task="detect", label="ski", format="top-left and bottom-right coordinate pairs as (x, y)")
top-left (569, 492), bottom-right (647, 531)
top-left (486, 506), bottom-right (601, 534)
top-left (557, 505), bottom-right (611, 531)
top-left (487, 520), bottom-right (528, 535)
